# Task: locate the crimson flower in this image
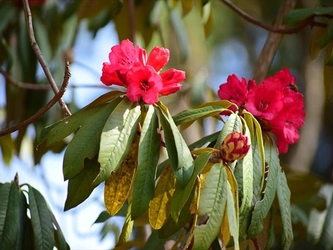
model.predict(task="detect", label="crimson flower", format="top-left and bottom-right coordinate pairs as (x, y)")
top-left (217, 68), bottom-right (305, 154)
top-left (101, 39), bottom-right (185, 104)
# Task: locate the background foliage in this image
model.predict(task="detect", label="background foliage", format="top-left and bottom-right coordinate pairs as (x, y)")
top-left (1, 0), bottom-right (333, 249)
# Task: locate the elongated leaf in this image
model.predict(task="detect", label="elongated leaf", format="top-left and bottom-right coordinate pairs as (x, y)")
top-left (96, 98), bottom-right (141, 185)
top-left (63, 99), bottom-right (121, 180)
top-left (173, 105), bottom-right (225, 130)
top-left (170, 151), bottom-right (212, 221)
top-left (193, 163), bottom-right (228, 250)
top-left (142, 230), bottom-right (168, 250)
top-left (51, 213), bottom-right (69, 250)
top-left (64, 157), bottom-right (101, 211)
top-left (149, 165), bottom-right (176, 230)
top-left (225, 173), bottom-right (239, 250)
top-left (28, 185), bottom-right (55, 250)
top-left (0, 182), bottom-right (20, 249)
top-left (132, 106), bottom-right (160, 219)
top-left (188, 131), bottom-right (220, 150)
top-left (156, 102), bottom-right (194, 187)
top-left (319, 20), bottom-right (333, 48)
top-left (318, 187), bottom-right (333, 250)
top-left (214, 113), bottom-right (242, 149)
top-left (277, 171), bottom-right (293, 250)
top-left (104, 139), bottom-right (138, 216)
top-left (247, 138), bottom-right (279, 238)
top-left (38, 92), bottom-right (124, 146)
top-left (116, 202), bottom-right (134, 246)
top-left (284, 7), bottom-right (333, 24)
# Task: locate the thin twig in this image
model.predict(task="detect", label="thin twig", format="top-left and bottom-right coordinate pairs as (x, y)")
top-left (221, 0), bottom-right (326, 35)
top-left (0, 68), bottom-right (109, 90)
top-left (252, 0), bottom-right (298, 83)
top-left (22, 0), bottom-right (71, 116)
top-left (128, 0), bottom-right (136, 42)
top-left (0, 61), bottom-right (71, 137)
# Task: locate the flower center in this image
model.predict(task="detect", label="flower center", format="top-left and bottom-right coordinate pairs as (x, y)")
top-left (140, 80), bottom-right (150, 92)
top-left (258, 100), bottom-right (269, 111)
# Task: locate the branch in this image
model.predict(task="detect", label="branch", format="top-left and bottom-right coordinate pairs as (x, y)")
top-left (0, 61), bottom-right (71, 137)
top-left (22, 0), bottom-right (71, 116)
top-left (252, 0), bottom-right (298, 83)
top-left (221, 0), bottom-right (326, 35)
top-left (0, 68), bottom-right (109, 90)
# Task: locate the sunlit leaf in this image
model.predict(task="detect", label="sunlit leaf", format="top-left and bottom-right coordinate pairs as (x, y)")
top-left (149, 165), bottom-right (176, 230)
top-left (214, 113), bottom-right (242, 149)
top-left (0, 134), bottom-right (14, 165)
top-left (104, 138), bottom-right (138, 216)
top-left (277, 171), bottom-right (293, 250)
top-left (116, 202), bottom-right (134, 246)
top-left (156, 101), bottom-right (194, 187)
top-left (63, 99), bottom-right (121, 180)
top-left (96, 98), bottom-right (140, 185)
top-left (247, 137), bottom-right (280, 238)
top-left (193, 162), bottom-right (227, 250)
top-left (64, 157), bottom-right (101, 211)
top-left (170, 151), bottom-right (212, 221)
top-left (28, 185), bottom-right (55, 250)
top-left (132, 106), bottom-right (160, 220)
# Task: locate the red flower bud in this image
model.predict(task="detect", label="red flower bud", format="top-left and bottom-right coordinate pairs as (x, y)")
top-left (220, 131), bottom-right (250, 162)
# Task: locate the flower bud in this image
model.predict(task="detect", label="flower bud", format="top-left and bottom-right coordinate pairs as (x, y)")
top-left (220, 131), bottom-right (250, 162)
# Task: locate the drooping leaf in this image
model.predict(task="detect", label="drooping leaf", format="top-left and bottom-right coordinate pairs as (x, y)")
top-left (170, 151), bottom-right (212, 221)
top-left (28, 185), bottom-right (55, 250)
top-left (0, 134), bottom-right (14, 165)
top-left (193, 162), bottom-right (228, 250)
top-left (277, 171), bottom-right (293, 250)
top-left (149, 165), bottom-right (176, 230)
top-left (318, 187), bottom-right (333, 250)
top-left (214, 113), bottom-right (242, 149)
top-left (51, 213), bottom-right (69, 250)
top-left (188, 131), bottom-right (220, 150)
top-left (225, 171), bottom-right (240, 250)
top-left (284, 7), bottom-right (333, 25)
top-left (132, 105), bottom-right (160, 220)
top-left (247, 137), bottom-right (280, 238)
top-left (155, 101), bottom-right (194, 187)
top-left (116, 202), bottom-right (134, 246)
top-left (318, 20), bottom-right (333, 48)
top-left (96, 97), bottom-right (141, 185)
top-left (104, 138), bottom-right (138, 216)
top-left (38, 92), bottom-right (124, 146)
top-left (173, 104), bottom-right (227, 131)
top-left (63, 99), bottom-right (121, 180)
top-left (0, 182), bottom-right (20, 249)
top-left (64, 156), bottom-right (101, 211)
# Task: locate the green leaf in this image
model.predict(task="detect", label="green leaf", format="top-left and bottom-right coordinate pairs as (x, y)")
top-left (96, 98), bottom-right (141, 185)
top-left (170, 151), bottom-right (212, 221)
top-left (132, 106), bottom-right (160, 220)
top-left (28, 185), bottom-right (55, 250)
top-left (155, 102), bottom-right (194, 187)
top-left (142, 230), bottom-right (168, 250)
top-left (51, 213), bottom-right (69, 250)
top-left (173, 104), bottom-right (227, 130)
top-left (214, 113), bottom-right (242, 149)
top-left (93, 211), bottom-right (111, 224)
top-left (318, 187), bottom-right (333, 250)
top-left (319, 20), bottom-right (333, 48)
top-left (188, 131), bottom-right (220, 150)
top-left (284, 7), bottom-right (333, 24)
top-left (38, 92), bottom-right (123, 146)
top-left (0, 182), bottom-right (20, 249)
top-left (193, 162), bottom-right (228, 250)
top-left (225, 174), bottom-right (239, 250)
top-left (63, 99), bottom-right (121, 180)
top-left (64, 157), bottom-right (101, 211)
top-left (116, 203), bottom-right (133, 246)
top-left (247, 138), bottom-right (280, 238)
top-left (277, 171), bottom-right (293, 250)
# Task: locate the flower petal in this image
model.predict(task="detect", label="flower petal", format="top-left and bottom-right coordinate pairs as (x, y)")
top-left (159, 69), bottom-right (185, 95)
top-left (147, 46), bottom-right (170, 72)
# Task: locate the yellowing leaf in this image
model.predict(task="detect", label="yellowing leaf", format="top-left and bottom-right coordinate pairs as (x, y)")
top-left (148, 165), bottom-right (176, 230)
top-left (116, 202), bottom-right (134, 247)
top-left (220, 208), bottom-right (231, 247)
top-left (104, 139), bottom-right (138, 216)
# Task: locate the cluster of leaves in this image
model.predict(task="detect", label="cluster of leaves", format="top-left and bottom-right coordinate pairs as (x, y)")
top-left (38, 89), bottom-right (293, 249)
top-left (0, 176), bottom-right (69, 249)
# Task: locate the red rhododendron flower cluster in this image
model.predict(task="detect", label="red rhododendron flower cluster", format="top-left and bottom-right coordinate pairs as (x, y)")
top-left (101, 39), bottom-right (185, 104)
top-left (218, 69), bottom-right (305, 153)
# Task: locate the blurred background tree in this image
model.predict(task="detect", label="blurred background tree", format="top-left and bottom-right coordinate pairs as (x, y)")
top-left (0, 0), bottom-right (333, 249)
